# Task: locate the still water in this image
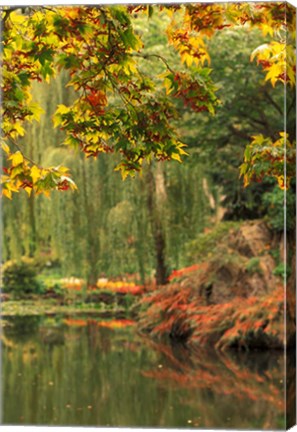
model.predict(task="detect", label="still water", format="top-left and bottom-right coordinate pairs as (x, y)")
top-left (1, 314), bottom-right (285, 429)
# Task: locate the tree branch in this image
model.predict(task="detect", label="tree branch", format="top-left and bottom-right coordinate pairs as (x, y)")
top-left (131, 53), bottom-right (175, 74)
top-left (228, 125), bottom-right (251, 141)
top-left (8, 138), bottom-right (39, 167)
top-left (287, 93), bottom-right (296, 117)
top-left (263, 89), bottom-right (283, 116)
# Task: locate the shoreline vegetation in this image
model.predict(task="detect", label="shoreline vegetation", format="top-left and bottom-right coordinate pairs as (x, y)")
top-left (1, 219), bottom-right (294, 352)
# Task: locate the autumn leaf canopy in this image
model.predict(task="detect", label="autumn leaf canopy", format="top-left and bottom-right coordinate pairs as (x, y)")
top-left (1, 3), bottom-right (295, 198)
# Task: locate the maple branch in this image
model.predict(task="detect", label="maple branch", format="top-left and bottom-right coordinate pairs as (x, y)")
top-left (105, 70), bottom-right (140, 119)
top-left (8, 138), bottom-right (39, 167)
top-left (263, 89), bottom-right (283, 116)
top-left (132, 53), bottom-right (175, 74)
top-left (228, 125), bottom-right (251, 141)
top-left (247, 115), bottom-right (269, 128)
top-left (286, 94), bottom-right (296, 117)
top-left (39, 6), bottom-right (56, 13)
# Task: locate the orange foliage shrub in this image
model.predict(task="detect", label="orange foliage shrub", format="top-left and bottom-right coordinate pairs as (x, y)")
top-left (168, 263), bottom-right (208, 282)
top-left (139, 284), bottom-right (196, 341)
top-left (139, 285), bottom-right (292, 350)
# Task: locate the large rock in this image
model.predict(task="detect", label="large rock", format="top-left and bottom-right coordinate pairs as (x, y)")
top-left (229, 220), bottom-right (273, 257)
top-left (204, 221), bottom-right (282, 304)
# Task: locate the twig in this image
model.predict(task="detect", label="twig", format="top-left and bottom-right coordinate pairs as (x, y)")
top-left (8, 138), bottom-right (39, 167)
top-left (263, 89), bottom-right (283, 116)
top-left (131, 53), bottom-right (175, 75)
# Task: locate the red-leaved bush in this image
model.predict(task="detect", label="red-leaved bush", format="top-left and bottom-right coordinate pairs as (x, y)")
top-left (139, 285), bottom-right (294, 350)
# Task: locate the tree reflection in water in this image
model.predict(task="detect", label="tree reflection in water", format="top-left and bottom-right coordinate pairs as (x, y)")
top-left (1, 315), bottom-right (286, 429)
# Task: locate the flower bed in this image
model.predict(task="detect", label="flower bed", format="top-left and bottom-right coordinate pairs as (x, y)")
top-left (60, 277), bottom-right (144, 295)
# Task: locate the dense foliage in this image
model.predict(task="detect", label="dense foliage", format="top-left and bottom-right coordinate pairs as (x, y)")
top-left (2, 257), bottom-right (42, 298)
top-left (1, 3), bottom-right (295, 197)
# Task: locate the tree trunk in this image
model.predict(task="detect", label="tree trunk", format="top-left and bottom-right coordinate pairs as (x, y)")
top-left (287, 228), bottom-right (296, 335)
top-left (28, 192), bottom-right (37, 257)
top-left (81, 159), bottom-right (99, 287)
top-left (134, 213), bottom-right (146, 286)
top-left (146, 164), bottom-right (168, 285)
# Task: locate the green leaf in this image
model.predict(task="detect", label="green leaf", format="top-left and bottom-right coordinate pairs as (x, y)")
top-left (38, 48), bottom-right (54, 66)
top-left (40, 62), bottom-right (54, 80)
top-left (121, 27), bottom-right (141, 50)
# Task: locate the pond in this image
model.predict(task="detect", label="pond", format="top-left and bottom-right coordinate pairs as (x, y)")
top-left (1, 314), bottom-right (287, 429)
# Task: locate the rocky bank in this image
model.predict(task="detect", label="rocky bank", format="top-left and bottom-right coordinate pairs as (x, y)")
top-left (139, 220), bottom-right (295, 350)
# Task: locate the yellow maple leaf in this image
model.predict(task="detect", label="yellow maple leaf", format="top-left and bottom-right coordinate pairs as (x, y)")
top-left (30, 165), bottom-right (42, 183)
top-left (180, 51), bottom-right (194, 67)
top-left (260, 23), bottom-right (274, 37)
top-left (24, 187), bottom-right (32, 196)
top-left (42, 190), bottom-right (51, 198)
top-left (171, 153), bottom-right (182, 163)
top-left (265, 63), bottom-right (283, 87)
top-left (9, 151), bottom-right (24, 167)
top-left (1, 142), bottom-right (10, 154)
top-left (2, 188), bottom-right (12, 199)
top-left (250, 44), bottom-right (270, 62)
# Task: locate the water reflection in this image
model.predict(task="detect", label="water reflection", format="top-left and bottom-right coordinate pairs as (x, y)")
top-left (1, 315), bottom-right (285, 429)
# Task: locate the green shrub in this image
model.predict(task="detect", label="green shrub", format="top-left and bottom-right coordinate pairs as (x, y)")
top-left (185, 221), bottom-right (241, 262)
top-left (262, 186), bottom-right (295, 232)
top-left (245, 257), bottom-right (262, 275)
top-left (37, 273), bottom-right (63, 294)
top-left (2, 257), bottom-right (44, 298)
top-left (273, 262), bottom-right (291, 280)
